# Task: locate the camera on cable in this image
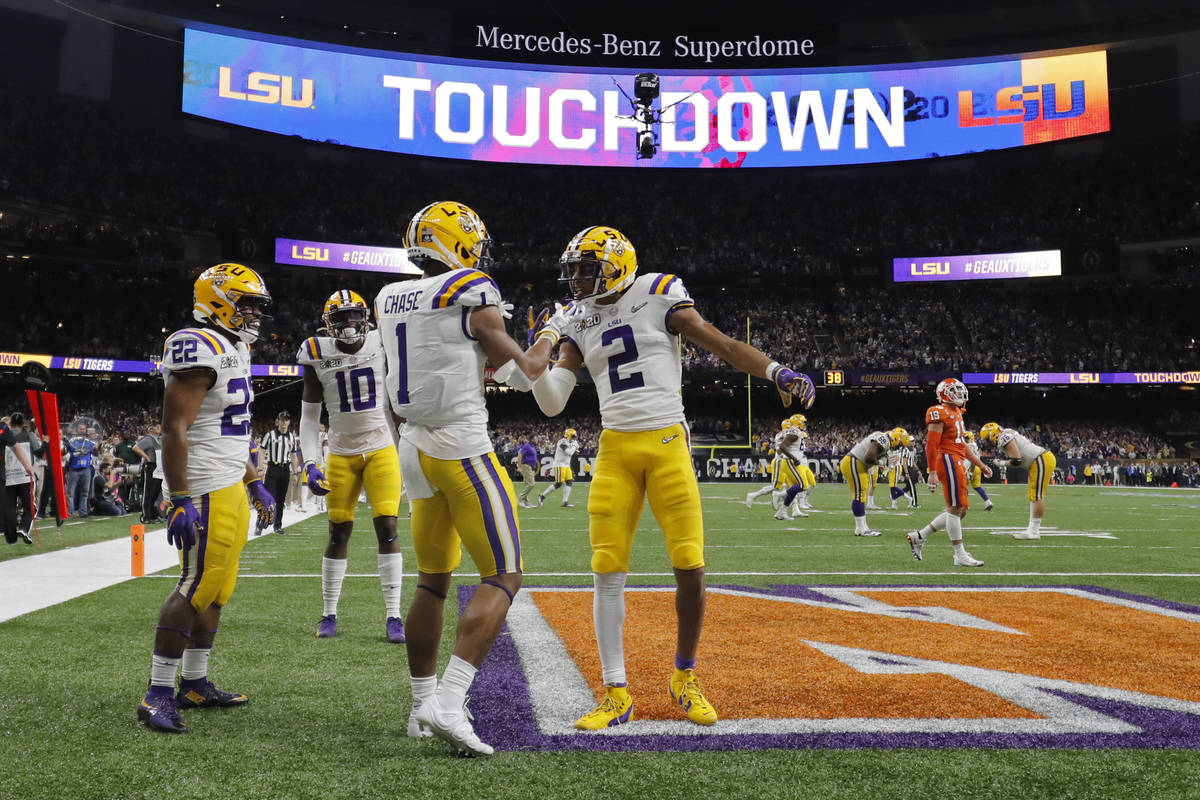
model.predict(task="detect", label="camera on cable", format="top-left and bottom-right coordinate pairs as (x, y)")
top-left (632, 72), bottom-right (660, 160)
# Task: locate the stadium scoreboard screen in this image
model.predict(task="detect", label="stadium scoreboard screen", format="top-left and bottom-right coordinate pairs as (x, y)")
top-left (893, 250), bottom-right (1062, 283)
top-left (181, 25), bottom-right (1109, 168)
top-left (963, 371), bottom-right (1200, 385)
top-left (274, 238), bottom-right (423, 274)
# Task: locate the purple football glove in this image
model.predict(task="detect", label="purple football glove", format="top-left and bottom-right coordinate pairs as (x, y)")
top-left (528, 307), bottom-right (552, 347)
top-left (166, 495), bottom-right (200, 550)
top-left (247, 479), bottom-right (276, 528)
top-left (768, 364), bottom-right (816, 409)
top-left (304, 461), bottom-right (330, 496)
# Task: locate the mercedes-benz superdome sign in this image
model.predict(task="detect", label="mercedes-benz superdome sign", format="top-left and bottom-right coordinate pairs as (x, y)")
top-left (182, 24), bottom-right (1109, 169)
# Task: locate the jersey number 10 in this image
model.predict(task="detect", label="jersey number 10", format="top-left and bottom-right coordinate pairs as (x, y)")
top-left (335, 367), bottom-right (377, 412)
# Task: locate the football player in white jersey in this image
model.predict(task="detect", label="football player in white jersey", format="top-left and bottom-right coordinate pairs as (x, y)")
top-left (376, 201), bottom-right (553, 757)
top-left (981, 422), bottom-right (1056, 540)
top-left (298, 290), bottom-right (406, 644)
top-left (538, 428), bottom-right (580, 507)
top-left (528, 226), bottom-right (815, 731)
top-left (839, 428), bottom-right (907, 537)
top-left (744, 419), bottom-right (804, 517)
top-left (962, 431), bottom-right (995, 511)
top-left (784, 413), bottom-right (817, 512)
top-left (138, 264), bottom-right (276, 734)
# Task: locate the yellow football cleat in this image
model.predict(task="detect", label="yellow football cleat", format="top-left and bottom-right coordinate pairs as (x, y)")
top-left (573, 685), bottom-right (634, 730)
top-left (669, 669), bottom-right (718, 726)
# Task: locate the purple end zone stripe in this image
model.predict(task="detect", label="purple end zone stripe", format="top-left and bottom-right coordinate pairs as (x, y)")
top-left (460, 458), bottom-right (508, 571)
top-left (463, 583), bottom-right (1200, 753)
top-left (443, 275), bottom-right (497, 308)
top-left (480, 454), bottom-right (521, 572)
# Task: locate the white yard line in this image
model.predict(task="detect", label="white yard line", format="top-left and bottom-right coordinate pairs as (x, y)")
top-left (0, 508), bottom-right (324, 623)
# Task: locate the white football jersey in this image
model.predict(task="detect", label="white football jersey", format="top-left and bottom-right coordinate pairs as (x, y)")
top-left (552, 437), bottom-right (579, 468)
top-left (997, 429), bottom-right (1047, 470)
top-left (296, 329), bottom-right (392, 457)
top-left (849, 431), bottom-right (891, 464)
top-left (160, 326), bottom-right (252, 497)
top-left (375, 269), bottom-right (501, 459)
top-left (886, 448), bottom-right (902, 470)
top-left (558, 272), bottom-right (694, 432)
top-left (774, 430), bottom-right (804, 463)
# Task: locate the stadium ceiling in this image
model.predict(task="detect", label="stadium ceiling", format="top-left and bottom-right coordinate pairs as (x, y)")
top-left (100, 0), bottom-right (1200, 63)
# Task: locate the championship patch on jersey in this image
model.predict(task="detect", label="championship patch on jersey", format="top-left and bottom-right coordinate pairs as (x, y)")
top-left (459, 584), bottom-right (1200, 751)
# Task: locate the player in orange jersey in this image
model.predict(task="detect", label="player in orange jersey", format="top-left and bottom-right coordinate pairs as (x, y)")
top-left (905, 378), bottom-right (992, 567)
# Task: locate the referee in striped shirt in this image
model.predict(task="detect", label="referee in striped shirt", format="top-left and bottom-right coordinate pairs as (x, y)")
top-left (260, 411), bottom-right (300, 533)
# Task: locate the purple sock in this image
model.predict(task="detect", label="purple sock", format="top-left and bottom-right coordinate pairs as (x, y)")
top-left (675, 654), bottom-right (696, 671)
top-left (146, 685), bottom-right (174, 699)
top-left (975, 487), bottom-right (990, 501)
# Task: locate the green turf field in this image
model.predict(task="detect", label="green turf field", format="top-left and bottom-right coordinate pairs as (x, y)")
top-left (1, 482), bottom-right (1197, 800)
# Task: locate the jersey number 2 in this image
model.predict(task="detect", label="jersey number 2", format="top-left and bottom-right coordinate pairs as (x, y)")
top-left (602, 325), bottom-right (645, 394)
top-left (220, 377), bottom-right (252, 436)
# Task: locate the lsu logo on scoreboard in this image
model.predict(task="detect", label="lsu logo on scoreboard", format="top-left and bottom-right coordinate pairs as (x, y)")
top-left (290, 245), bottom-right (330, 262)
top-left (266, 364), bottom-right (300, 377)
top-left (958, 81), bottom-right (1086, 126)
top-left (909, 261), bottom-right (950, 276)
top-left (218, 66), bottom-right (314, 108)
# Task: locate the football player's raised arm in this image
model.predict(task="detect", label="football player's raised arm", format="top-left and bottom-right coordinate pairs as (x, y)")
top-left (532, 340), bottom-right (581, 417)
top-left (160, 368), bottom-right (212, 496)
top-left (669, 306), bottom-right (773, 377)
top-left (470, 305), bottom-right (554, 380)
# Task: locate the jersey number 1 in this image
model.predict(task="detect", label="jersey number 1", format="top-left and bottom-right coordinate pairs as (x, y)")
top-left (394, 323), bottom-right (410, 404)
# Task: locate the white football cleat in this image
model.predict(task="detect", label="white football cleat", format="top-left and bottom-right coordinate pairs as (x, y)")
top-left (855, 529), bottom-right (881, 537)
top-left (412, 694), bottom-right (493, 756)
top-left (984, 500), bottom-right (995, 511)
top-left (906, 530), bottom-right (926, 561)
top-left (407, 704), bottom-right (434, 739)
top-left (773, 509), bottom-right (791, 521)
top-left (953, 551), bottom-right (984, 567)
top-left (791, 509), bottom-right (809, 518)
top-left (1011, 531), bottom-right (1041, 540)
top-left (743, 493), bottom-right (755, 509)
